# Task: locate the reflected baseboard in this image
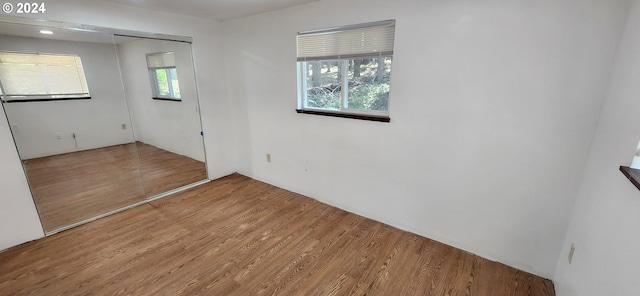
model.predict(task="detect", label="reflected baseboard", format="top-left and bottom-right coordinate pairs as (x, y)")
top-left (45, 179), bottom-right (211, 236)
top-left (146, 179), bottom-right (210, 202)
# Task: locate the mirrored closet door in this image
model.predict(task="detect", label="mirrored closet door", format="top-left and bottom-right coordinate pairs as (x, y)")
top-left (0, 18), bottom-right (208, 234)
top-left (114, 35), bottom-right (207, 198)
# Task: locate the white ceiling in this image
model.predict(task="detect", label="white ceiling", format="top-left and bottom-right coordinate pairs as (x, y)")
top-left (102, 0), bottom-right (320, 21)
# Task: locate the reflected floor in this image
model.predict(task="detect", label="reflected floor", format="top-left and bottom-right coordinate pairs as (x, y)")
top-left (135, 142), bottom-right (208, 197)
top-left (23, 142), bottom-right (207, 232)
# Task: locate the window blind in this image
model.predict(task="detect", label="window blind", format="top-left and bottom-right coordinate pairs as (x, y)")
top-left (296, 20), bottom-right (395, 61)
top-left (0, 52), bottom-right (90, 101)
top-left (146, 52), bottom-right (176, 69)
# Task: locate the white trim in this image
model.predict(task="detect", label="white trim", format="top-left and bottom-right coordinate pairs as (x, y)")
top-left (297, 57), bottom-right (392, 118)
top-left (341, 60), bottom-right (348, 109)
top-left (298, 19), bottom-right (395, 36)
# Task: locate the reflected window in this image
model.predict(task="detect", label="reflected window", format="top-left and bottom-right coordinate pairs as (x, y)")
top-left (146, 51), bottom-right (181, 101)
top-left (0, 52), bottom-right (91, 102)
top-left (631, 140), bottom-right (640, 169)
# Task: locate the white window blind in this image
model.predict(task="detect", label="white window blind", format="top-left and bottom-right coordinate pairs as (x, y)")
top-left (146, 52), bottom-right (176, 69)
top-left (0, 52), bottom-right (90, 101)
top-left (297, 20), bottom-right (395, 61)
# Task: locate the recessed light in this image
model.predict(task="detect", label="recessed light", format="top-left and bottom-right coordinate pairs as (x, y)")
top-left (39, 30), bottom-right (53, 35)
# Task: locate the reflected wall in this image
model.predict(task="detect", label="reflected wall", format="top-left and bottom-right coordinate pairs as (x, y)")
top-left (0, 19), bottom-right (208, 233)
top-left (116, 36), bottom-right (207, 197)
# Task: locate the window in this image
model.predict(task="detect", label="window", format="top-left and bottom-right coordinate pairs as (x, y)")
top-left (146, 51), bottom-right (181, 101)
top-left (296, 20), bottom-right (395, 122)
top-left (0, 52), bottom-right (90, 102)
top-left (621, 139), bottom-right (640, 191)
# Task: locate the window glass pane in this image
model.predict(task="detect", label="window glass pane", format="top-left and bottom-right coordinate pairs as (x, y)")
top-left (155, 69), bottom-right (170, 97)
top-left (346, 57), bottom-right (391, 111)
top-left (169, 68), bottom-right (181, 98)
top-left (305, 60), bottom-right (341, 110)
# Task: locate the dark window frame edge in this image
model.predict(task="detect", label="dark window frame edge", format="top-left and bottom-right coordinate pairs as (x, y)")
top-left (296, 109), bottom-right (390, 123)
top-left (620, 166), bottom-right (640, 191)
top-left (152, 97), bottom-right (182, 102)
top-left (2, 96), bottom-right (91, 103)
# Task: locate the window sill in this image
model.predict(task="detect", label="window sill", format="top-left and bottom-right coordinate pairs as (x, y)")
top-left (152, 97), bottom-right (182, 102)
top-left (2, 96), bottom-right (91, 103)
top-left (296, 109), bottom-right (390, 123)
top-left (620, 166), bottom-right (640, 191)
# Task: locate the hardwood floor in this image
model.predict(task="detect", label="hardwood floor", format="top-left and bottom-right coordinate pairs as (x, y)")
top-left (0, 174), bottom-right (555, 295)
top-left (22, 142), bottom-right (207, 232)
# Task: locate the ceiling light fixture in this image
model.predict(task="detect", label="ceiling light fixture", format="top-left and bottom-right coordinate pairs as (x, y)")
top-left (39, 30), bottom-right (53, 35)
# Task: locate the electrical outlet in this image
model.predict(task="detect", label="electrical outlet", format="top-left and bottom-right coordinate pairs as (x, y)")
top-left (121, 123), bottom-right (127, 130)
top-left (55, 133), bottom-right (61, 140)
top-left (568, 243), bottom-right (575, 264)
top-left (266, 153), bottom-right (271, 162)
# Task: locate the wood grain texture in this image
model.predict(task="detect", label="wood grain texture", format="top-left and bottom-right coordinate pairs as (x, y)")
top-left (136, 141), bottom-right (208, 197)
top-left (22, 142), bottom-right (207, 232)
top-left (0, 174), bottom-right (554, 295)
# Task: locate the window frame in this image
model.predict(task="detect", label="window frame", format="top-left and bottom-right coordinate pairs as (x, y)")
top-left (146, 51), bottom-right (181, 102)
top-left (295, 20), bottom-right (395, 122)
top-left (0, 51), bottom-right (91, 103)
top-left (297, 57), bottom-right (392, 120)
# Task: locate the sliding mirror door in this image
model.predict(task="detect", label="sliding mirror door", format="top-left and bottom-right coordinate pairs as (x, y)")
top-left (0, 22), bottom-right (145, 232)
top-left (0, 18), bottom-right (208, 234)
top-left (114, 36), bottom-right (207, 197)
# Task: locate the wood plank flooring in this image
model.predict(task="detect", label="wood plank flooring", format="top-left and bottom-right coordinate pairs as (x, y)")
top-left (0, 174), bottom-right (555, 295)
top-left (22, 142), bottom-right (207, 232)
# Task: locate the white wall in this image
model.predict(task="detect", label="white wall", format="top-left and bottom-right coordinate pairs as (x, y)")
top-left (117, 38), bottom-right (205, 162)
top-left (0, 0), bottom-right (232, 251)
top-left (223, 0), bottom-right (630, 278)
top-left (1, 35), bottom-right (135, 159)
top-left (0, 103), bottom-right (44, 250)
top-left (553, 0), bottom-right (640, 295)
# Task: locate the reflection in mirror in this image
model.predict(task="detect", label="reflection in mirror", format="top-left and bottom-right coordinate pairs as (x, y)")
top-left (0, 23), bottom-right (145, 232)
top-left (631, 140), bottom-right (640, 169)
top-left (114, 36), bottom-right (207, 197)
top-left (0, 19), bottom-right (208, 233)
